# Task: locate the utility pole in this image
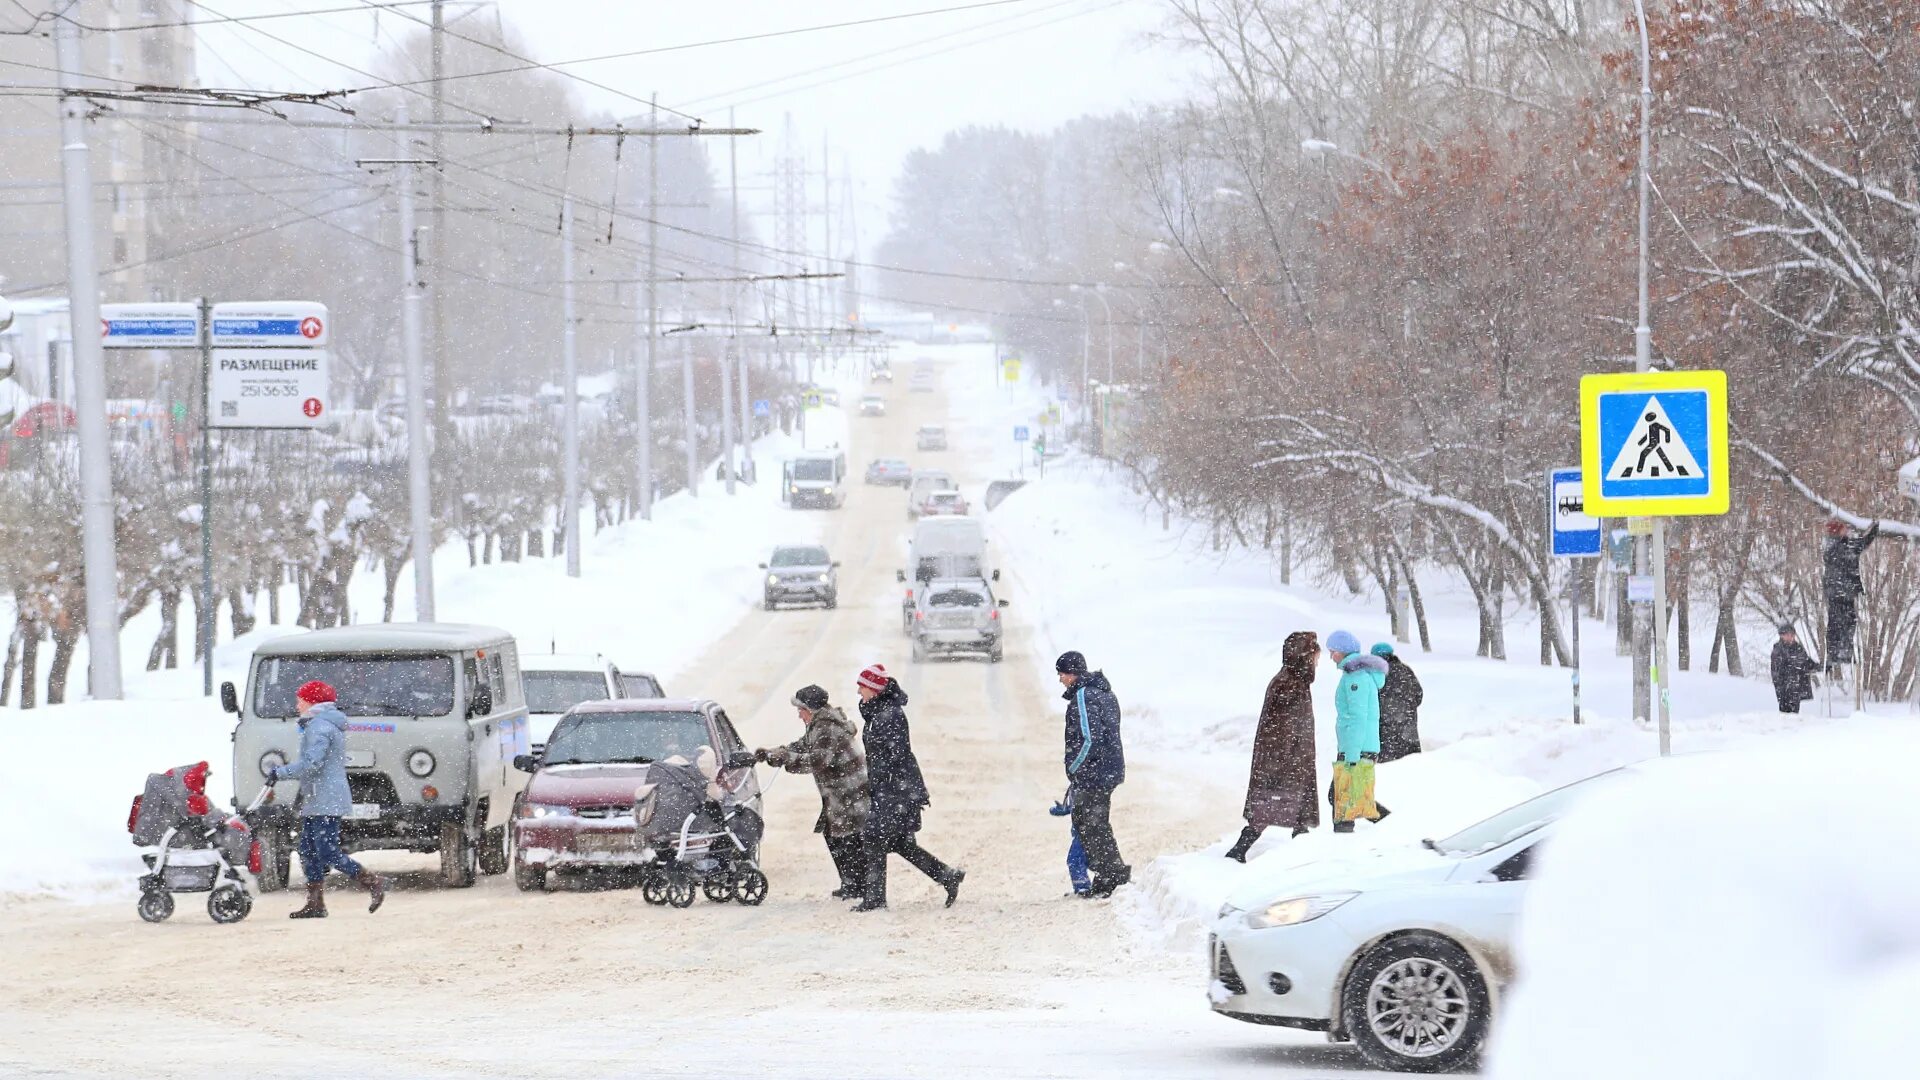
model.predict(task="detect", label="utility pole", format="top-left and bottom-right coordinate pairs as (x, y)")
top-left (429, 0), bottom-right (450, 504)
top-left (53, 4), bottom-right (124, 699)
top-left (395, 103), bottom-right (437, 617)
top-left (561, 195), bottom-right (581, 578)
top-left (719, 332), bottom-right (737, 495)
top-left (821, 132), bottom-right (832, 373)
top-left (680, 277), bottom-right (699, 497)
top-left (731, 107), bottom-right (751, 475)
top-left (632, 251), bottom-right (651, 519)
top-left (639, 94), bottom-right (658, 520)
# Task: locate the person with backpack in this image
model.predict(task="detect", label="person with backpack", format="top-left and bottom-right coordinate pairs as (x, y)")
top-left (1058, 651), bottom-right (1130, 897)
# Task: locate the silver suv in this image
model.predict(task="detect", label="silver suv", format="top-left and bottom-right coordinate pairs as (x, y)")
top-left (909, 577), bottom-right (1008, 663)
top-left (761, 544), bottom-right (839, 609)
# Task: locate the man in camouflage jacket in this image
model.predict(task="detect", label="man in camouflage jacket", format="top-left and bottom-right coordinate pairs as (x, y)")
top-left (760, 684), bottom-right (871, 898)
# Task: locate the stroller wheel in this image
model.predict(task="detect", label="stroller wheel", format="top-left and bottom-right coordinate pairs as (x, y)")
top-left (207, 885), bottom-right (252, 924)
top-left (641, 874), bottom-right (670, 906)
top-left (702, 876), bottom-right (737, 904)
top-left (666, 876), bottom-right (698, 908)
top-left (137, 889), bottom-right (174, 923)
top-left (735, 868), bottom-right (769, 907)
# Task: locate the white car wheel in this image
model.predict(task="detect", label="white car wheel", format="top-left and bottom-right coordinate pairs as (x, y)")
top-left (1342, 933), bottom-right (1490, 1073)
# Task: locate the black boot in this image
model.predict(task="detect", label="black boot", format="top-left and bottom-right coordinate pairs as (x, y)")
top-left (942, 869), bottom-right (965, 908)
top-left (1332, 820), bottom-right (1355, 834)
top-left (1223, 825), bottom-right (1262, 863)
top-left (288, 882), bottom-right (327, 919)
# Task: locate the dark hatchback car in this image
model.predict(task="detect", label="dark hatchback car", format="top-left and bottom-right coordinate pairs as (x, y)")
top-left (509, 699), bottom-right (758, 891)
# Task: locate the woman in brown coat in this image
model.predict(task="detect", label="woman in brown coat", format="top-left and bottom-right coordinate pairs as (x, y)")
top-left (1224, 631), bottom-right (1320, 862)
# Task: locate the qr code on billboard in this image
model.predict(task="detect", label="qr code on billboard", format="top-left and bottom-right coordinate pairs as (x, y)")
top-left (221, 401), bottom-right (238, 418)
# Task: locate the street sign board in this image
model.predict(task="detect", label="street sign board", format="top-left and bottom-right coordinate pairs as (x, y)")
top-left (208, 348), bottom-right (330, 429)
top-left (1626, 574), bottom-right (1655, 603)
top-left (1548, 467), bottom-right (1601, 557)
top-left (1580, 369), bottom-right (1728, 516)
top-left (209, 301), bottom-right (328, 347)
top-left (1002, 358), bottom-right (1022, 382)
top-left (753, 399), bottom-right (771, 417)
top-left (1013, 425), bottom-right (1030, 442)
top-left (100, 302), bottom-right (199, 348)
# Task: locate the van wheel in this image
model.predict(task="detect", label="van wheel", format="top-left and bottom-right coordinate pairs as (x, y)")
top-left (439, 822), bottom-right (477, 888)
top-left (478, 825), bottom-right (509, 876)
top-left (255, 828), bottom-right (291, 893)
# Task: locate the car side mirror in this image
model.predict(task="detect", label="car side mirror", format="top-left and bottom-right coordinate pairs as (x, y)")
top-left (512, 754), bottom-right (539, 773)
top-left (219, 681), bottom-right (240, 714)
top-left (998, 599), bottom-right (1010, 608)
top-left (831, 561), bottom-right (842, 568)
top-left (724, 750), bottom-right (757, 770)
top-left (757, 562), bottom-right (767, 569)
top-left (467, 683), bottom-right (493, 719)
top-left (992, 569), bottom-right (1001, 581)
top-left (896, 570), bottom-right (906, 583)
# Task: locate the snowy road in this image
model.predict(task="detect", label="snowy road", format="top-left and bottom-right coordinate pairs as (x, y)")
top-left (1, 365), bottom-right (1400, 1079)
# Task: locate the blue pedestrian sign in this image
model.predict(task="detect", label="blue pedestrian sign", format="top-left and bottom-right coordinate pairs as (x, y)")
top-left (1013, 425), bottom-right (1030, 442)
top-left (1580, 370), bottom-right (1729, 517)
top-left (1548, 467), bottom-right (1600, 557)
top-left (752, 399), bottom-right (771, 417)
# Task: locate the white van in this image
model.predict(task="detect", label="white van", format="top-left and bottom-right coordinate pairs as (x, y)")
top-left (784, 449), bottom-right (847, 509)
top-left (906, 470), bottom-right (957, 519)
top-left (898, 517), bottom-right (996, 631)
top-left (226, 623), bottom-right (530, 891)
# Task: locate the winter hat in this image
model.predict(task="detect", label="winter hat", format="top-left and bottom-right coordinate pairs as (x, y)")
top-left (295, 680), bottom-right (337, 706)
top-left (1778, 623), bottom-right (1796, 635)
top-left (856, 664), bottom-right (890, 693)
top-left (791, 684), bottom-right (830, 711)
top-left (1825, 519), bottom-right (1849, 537)
top-left (1370, 642), bottom-right (1395, 657)
top-left (1055, 651), bottom-right (1089, 676)
top-left (1326, 630), bottom-right (1362, 656)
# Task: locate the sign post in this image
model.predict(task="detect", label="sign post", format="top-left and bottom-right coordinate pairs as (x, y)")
top-left (1581, 369), bottom-right (1730, 753)
top-left (1549, 467), bottom-right (1601, 725)
top-left (1013, 424), bottom-right (1029, 478)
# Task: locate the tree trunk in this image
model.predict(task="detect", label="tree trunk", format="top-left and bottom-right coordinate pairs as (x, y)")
top-left (527, 528), bottom-right (544, 558)
top-left (229, 588), bottom-right (256, 639)
top-left (467, 533), bottom-right (478, 567)
top-left (267, 567), bottom-right (281, 625)
top-left (1279, 512), bottom-right (1293, 585)
top-left (149, 588), bottom-right (180, 671)
top-left (45, 629), bottom-right (76, 705)
top-left (19, 624), bottom-right (39, 710)
top-left (1, 619), bottom-right (21, 706)
top-left (383, 557), bottom-right (404, 623)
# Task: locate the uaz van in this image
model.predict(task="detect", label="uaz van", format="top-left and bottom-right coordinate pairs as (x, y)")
top-left (227, 623), bottom-right (530, 890)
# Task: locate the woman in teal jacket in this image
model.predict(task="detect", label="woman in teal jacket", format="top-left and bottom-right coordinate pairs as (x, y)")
top-left (1326, 630), bottom-right (1389, 833)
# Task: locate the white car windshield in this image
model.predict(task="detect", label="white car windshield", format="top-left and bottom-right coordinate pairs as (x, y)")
top-left (523, 670), bottom-right (611, 715)
top-left (542, 711), bottom-right (711, 766)
top-left (1429, 769), bottom-right (1623, 856)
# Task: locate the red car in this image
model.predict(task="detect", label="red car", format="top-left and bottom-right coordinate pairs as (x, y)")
top-left (510, 698), bottom-right (758, 891)
top-left (916, 490), bottom-right (969, 517)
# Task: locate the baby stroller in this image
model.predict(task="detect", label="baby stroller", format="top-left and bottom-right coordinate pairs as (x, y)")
top-left (632, 748), bottom-right (768, 908)
top-left (127, 761), bottom-right (267, 924)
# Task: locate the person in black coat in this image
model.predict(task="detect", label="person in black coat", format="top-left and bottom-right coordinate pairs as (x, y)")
top-left (1770, 624), bottom-right (1819, 714)
top-left (1057, 651), bottom-right (1129, 898)
top-left (1822, 519), bottom-right (1879, 668)
top-left (1369, 643), bottom-right (1424, 763)
top-left (851, 664), bottom-right (963, 912)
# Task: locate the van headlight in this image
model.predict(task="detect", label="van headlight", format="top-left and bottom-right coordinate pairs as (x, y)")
top-left (1246, 892), bottom-right (1357, 929)
top-left (258, 750), bottom-right (288, 778)
top-left (817, 573), bottom-right (831, 583)
top-left (767, 574), bottom-right (780, 586)
top-left (406, 749), bottom-right (436, 778)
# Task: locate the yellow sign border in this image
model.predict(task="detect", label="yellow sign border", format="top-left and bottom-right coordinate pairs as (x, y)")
top-left (1580, 369), bottom-right (1729, 517)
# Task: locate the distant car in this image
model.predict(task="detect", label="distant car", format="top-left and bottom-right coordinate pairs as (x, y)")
top-left (509, 699), bottom-right (758, 891)
top-left (910, 371), bottom-right (936, 393)
top-left (521, 653), bottom-right (664, 751)
top-left (906, 471), bottom-right (957, 519)
top-left (917, 490), bottom-right (968, 517)
top-left (865, 458), bottom-right (912, 486)
top-left (910, 577), bottom-right (1007, 663)
top-left (916, 425), bottom-right (947, 451)
top-left (859, 394), bottom-right (887, 417)
top-left (821, 388), bottom-right (841, 407)
top-left (871, 367), bottom-right (894, 382)
top-left (1208, 768), bottom-right (1635, 1073)
top-left (761, 544), bottom-right (840, 609)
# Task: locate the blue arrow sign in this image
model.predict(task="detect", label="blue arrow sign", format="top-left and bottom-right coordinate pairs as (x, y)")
top-left (1548, 467), bottom-right (1601, 557)
top-left (1595, 388), bottom-right (1712, 502)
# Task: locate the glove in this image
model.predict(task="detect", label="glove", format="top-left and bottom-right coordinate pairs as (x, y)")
top-left (753, 748), bottom-right (769, 764)
top-left (1048, 801), bottom-right (1071, 817)
top-left (264, 768), bottom-right (278, 784)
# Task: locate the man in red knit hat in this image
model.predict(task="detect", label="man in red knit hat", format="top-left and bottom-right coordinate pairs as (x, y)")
top-left (265, 680), bottom-right (389, 918)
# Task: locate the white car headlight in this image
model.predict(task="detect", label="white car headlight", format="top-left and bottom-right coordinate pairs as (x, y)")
top-left (1245, 892), bottom-right (1357, 929)
top-left (817, 573), bottom-right (831, 583)
top-left (406, 749), bottom-right (436, 778)
top-left (527, 804), bottom-right (575, 819)
top-left (259, 750), bottom-right (288, 778)
top-left (767, 574), bottom-right (779, 586)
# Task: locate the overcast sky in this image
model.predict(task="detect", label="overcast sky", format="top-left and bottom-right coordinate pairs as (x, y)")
top-left (192, 0), bottom-right (1202, 254)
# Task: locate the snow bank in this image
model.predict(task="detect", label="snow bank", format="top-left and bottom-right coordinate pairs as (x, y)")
top-left (1488, 722), bottom-right (1920, 1080)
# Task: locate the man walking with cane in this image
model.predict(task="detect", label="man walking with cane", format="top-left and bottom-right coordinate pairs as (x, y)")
top-left (1057, 651), bottom-right (1129, 898)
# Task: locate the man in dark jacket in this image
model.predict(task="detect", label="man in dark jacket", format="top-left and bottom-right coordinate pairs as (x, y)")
top-left (1370, 642), bottom-right (1424, 762)
top-left (758, 684), bottom-right (870, 899)
top-left (1823, 519), bottom-right (1879, 668)
top-left (1058, 651), bottom-right (1129, 898)
top-left (852, 664), bottom-right (963, 912)
top-left (1770, 624), bottom-right (1819, 714)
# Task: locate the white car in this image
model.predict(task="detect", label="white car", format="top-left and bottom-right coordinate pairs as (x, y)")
top-left (859, 394), bottom-right (887, 417)
top-left (1209, 770), bottom-right (1626, 1073)
top-left (916, 425), bottom-right (947, 450)
top-left (520, 653), bottom-right (664, 751)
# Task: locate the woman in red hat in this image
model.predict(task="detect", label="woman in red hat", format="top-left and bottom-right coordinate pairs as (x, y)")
top-left (266, 680), bottom-right (389, 918)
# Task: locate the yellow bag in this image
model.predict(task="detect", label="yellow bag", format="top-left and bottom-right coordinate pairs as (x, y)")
top-left (1332, 760), bottom-right (1379, 823)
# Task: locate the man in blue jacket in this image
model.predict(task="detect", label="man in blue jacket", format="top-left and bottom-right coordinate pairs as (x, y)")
top-left (266, 680), bottom-right (388, 918)
top-left (1058, 651), bottom-right (1129, 898)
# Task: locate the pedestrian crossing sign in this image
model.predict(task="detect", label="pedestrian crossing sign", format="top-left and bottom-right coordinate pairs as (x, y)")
top-left (1580, 369), bottom-right (1729, 516)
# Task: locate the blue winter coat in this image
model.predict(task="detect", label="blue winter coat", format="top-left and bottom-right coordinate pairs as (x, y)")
top-left (274, 703), bottom-right (353, 818)
top-left (1333, 654), bottom-right (1389, 763)
top-left (1063, 671), bottom-right (1125, 791)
